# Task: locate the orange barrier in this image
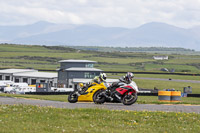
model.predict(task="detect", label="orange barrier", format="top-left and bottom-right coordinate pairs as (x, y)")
top-left (158, 91), bottom-right (181, 102)
top-left (158, 91), bottom-right (171, 102)
top-left (171, 91), bottom-right (181, 102)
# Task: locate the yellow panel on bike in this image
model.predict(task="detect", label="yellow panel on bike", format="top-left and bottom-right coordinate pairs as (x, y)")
top-left (78, 93), bottom-right (93, 102)
top-left (78, 82), bottom-right (107, 102)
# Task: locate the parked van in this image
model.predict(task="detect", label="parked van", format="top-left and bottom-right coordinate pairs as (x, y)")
top-left (0, 81), bottom-right (14, 92)
top-left (13, 86), bottom-right (36, 94)
top-left (4, 83), bottom-right (28, 93)
top-left (11, 83), bottom-right (29, 87)
top-left (52, 87), bottom-right (74, 92)
top-left (0, 80), bottom-right (14, 86)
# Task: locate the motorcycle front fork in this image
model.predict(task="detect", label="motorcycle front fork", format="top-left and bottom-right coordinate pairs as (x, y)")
top-left (75, 91), bottom-right (81, 96)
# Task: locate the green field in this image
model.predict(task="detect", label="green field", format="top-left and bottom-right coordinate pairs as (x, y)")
top-left (0, 104), bottom-right (200, 133)
top-left (134, 74), bottom-right (200, 80)
top-left (145, 64), bottom-right (199, 72)
top-left (1, 44), bottom-right (200, 73)
top-left (1, 44), bottom-right (200, 93)
top-left (134, 79), bottom-right (200, 93)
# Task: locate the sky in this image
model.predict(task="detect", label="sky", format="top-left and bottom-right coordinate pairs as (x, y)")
top-left (1, 0), bottom-right (200, 28)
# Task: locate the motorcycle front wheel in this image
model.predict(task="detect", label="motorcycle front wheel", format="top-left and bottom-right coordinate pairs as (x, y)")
top-left (93, 90), bottom-right (106, 104)
top-left (122, 93), bottom-right (137, 105)
top-left (68, 92), bottom-right (78, 103)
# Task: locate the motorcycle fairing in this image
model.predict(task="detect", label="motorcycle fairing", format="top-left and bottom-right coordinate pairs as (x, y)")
top-left (78, 82), bottom-right (107, 102)
top-left (115, 87), bottom-right (128, 95)
top-left (125, 85), bottom-right (137, 93)
top-left (115, 85), bottom-right (136, 95)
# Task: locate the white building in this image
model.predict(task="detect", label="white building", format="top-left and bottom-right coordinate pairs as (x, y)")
top-left (13, 71), bottom-right (57, 87)
top-left (0, 69), bottom-right (37, 81)
top-left (0, 69), bottom-right (57, 87)
top-left (153, 56), bottom-right (168, 60)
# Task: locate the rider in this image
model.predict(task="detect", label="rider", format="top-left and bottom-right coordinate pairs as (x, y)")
top-left (81, 73), bottom-right (107, 95)
top-left (88, 73), bottom-right (107, 85)
top-left (119, 72), bottom-right (134, 84)
top-left (107, 72), bottom-right (134, 92)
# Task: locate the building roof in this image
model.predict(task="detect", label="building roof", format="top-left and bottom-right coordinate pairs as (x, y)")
top-left (13, 72), bottom-right (58, 78)
top-left (58, 59), bottom-right (97, 63)
top-left (0, 69), bottom-right (37, 74)
top-left (65, 67), bottom-right (102, 72)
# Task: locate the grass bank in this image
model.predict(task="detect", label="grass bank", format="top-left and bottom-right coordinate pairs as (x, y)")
top-left (0, 104), bottom-right (200, 133)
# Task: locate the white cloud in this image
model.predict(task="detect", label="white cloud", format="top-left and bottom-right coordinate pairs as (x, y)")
top-left (0, 0), bottom-right (200, 28)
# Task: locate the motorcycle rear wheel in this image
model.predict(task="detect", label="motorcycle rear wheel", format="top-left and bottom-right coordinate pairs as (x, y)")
top-left (93, 90), bottom-right (106, 104)
top-left (68, 92), bottom-right (78, 103)
top-left (122, 93), bottom-right (137, 105)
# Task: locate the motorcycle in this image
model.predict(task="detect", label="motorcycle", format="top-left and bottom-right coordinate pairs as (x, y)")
top-left (68, 82), bottom-right (108, 103)
top-left (93, 81), bottom-right (138, 105)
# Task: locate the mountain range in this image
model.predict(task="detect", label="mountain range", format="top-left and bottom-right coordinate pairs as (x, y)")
top-left (0, 21), bottom-right (200, 50)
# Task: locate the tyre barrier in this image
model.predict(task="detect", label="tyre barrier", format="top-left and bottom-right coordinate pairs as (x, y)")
top-left (158, 91), bottom-right (171, 102)
top-left (158, 91), bottom-right (181, 102)
top-left (171, 91), bottom-right (181, 102)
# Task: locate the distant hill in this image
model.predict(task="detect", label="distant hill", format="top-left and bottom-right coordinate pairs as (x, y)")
top-left (69, 46), bottom-right (194, 53)
top-left (0, 21), bottom-right (200, 50)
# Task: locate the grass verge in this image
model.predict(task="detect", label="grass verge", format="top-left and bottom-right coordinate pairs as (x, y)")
top-left (0, 104), bottom-right (200, 133)
top-left (0, 93), bottom-right (68, 102)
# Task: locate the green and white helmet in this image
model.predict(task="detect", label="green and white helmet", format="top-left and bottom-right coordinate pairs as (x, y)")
top-left (99, 73), bottom-right (107, 81)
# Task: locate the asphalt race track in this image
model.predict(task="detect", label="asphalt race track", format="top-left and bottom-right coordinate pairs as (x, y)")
top-left (0, 96), bottom-right (200, 113)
